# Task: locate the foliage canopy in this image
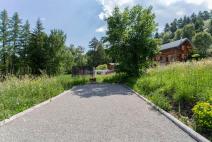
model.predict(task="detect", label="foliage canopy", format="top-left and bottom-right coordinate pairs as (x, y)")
top-left (105, 6), bottom-right (158, 76)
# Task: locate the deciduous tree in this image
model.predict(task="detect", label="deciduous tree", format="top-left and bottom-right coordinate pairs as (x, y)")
top-left (106, 5), bottom-right (158, 76)
top-left (192, 32), bottom-right (212, 57)
top-left (182, 24), bottom-right (195, 40)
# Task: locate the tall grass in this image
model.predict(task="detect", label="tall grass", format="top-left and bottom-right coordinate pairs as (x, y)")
top-left (0, 75), bottom-right (89, 121)
top-left (133, 60), bottom-right (212, 114)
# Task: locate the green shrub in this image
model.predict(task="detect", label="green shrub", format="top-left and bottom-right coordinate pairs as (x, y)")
top-left (192, 102), bottom-right (212, 131)
top-left (96, 64), bottom-right (108, 70)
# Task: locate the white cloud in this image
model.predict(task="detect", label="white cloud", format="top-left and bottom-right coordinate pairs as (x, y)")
top-left (160, 0), bottom-right (181, 6)
top-left (97, 0), bottom-right (212, 21)
top-left (97, 0), bottom-right (135, 20)
top-left (96, 0), bottom-right (212, 33)
top-left (96, 0), bottom-right (135, 32)
top-left (96, 26), bottom-right (107, 33)
top-left (176, 11), bottom-right (185, 16)
top-left (185, 0), bottom-right (212, 9)
top-left (157, 0), bottom-right (212, 9)
top-left (98, 12), bottom-right (105, 20)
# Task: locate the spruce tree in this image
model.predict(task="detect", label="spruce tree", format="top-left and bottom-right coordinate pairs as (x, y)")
top-left (170, 19), bottom-right (177, 33)
top-left (19, 20), bottom-right (31, 74)
top-left (177, 18), bottom-right (184, 28)
top-left (0, 10), bottom-right (10, 75)
top-left (88, 37), bottom-right (100, 67)
top-left (28, 18), bottom-right (48, 74)
top-left (89, 37), bottom-right (99, 51)
top-left (9, 12), bottom-right (21, 74)
top-left (191, 13), bottom-right (197, 23)
top-left (164, 23), bottom-right (170, 32)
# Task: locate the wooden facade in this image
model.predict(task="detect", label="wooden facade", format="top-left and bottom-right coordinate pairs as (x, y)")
top-left (155, 38), bottom-right (192, 64)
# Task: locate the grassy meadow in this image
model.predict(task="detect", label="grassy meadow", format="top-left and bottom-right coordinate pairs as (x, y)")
top-left (0, 75), bottom-right (89, 121)
top-left (131, 60), bottom-right (212, 112)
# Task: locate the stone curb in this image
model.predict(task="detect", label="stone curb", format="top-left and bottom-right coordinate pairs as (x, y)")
top-left (123, 85), bottom-right (210, 142)
top-left (0, 90), bottom-right (72, 127)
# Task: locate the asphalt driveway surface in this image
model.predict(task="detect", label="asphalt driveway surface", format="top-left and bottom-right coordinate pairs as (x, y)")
top-left (0, 84), bottom-right (196, 142)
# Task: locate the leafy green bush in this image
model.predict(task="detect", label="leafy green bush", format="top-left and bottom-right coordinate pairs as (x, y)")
top-left (96, 64), bottom-right (108, 70)
top-left (192, 102), bottom-right (212, 131)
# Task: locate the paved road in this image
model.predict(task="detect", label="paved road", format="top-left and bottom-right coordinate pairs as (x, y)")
top-left (0, 84), bottom-right (196, 142)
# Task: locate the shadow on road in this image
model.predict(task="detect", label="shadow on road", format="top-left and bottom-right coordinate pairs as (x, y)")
top-left (71, 84), bottom-right (133, 98)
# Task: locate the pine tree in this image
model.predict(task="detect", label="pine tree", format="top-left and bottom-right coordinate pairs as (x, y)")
top-left (28, 18), bottom-right (48, 74)
top-left (182, 16), bottom-right (190, 25)
top-left (154, 32), bottom-right (160, 39)
top-left (89, 37), bottom-right (99, 51)
top-left (202, 11), bottom-right (210, 20)
top-left (177, 18), bottom-right (184, 28)
top-left (198, 11), bottom-right (204, 20)
top-left (191, 13), bottom-right (197, 23)
top-left (19, 20), bottom-right (31, 74)
top-left (164, 23), bottom-right (170, 32)
top-left (88, 37), bottom-right (100, 67)
top-left (170, 19), bottom-right (177, 33)
top-left (186, 17), bottom-right (191, 24)
top-left (9, 12), bottom-right (21, 74)
top-left (0, 10), bottom-right (10, 75)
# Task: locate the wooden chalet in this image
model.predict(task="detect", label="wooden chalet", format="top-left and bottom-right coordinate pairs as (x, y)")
top-left (155, 38), bottom-right (192, 64)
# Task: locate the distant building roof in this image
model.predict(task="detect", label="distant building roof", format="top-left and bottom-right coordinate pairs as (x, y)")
top-left (161, 38), bottom-right (190, 51)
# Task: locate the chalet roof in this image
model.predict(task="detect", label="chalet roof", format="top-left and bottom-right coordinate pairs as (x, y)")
top-left (161, 38), bottom-right (190, 51)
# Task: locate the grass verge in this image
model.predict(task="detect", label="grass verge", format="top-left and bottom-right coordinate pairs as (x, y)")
top-left (0, 75), bottom-right (89, 121)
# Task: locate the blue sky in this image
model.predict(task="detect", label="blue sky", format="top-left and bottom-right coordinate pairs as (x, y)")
top-left (0, 0), bottom-right (211, 50)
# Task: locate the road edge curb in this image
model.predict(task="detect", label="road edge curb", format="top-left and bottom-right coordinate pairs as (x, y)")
top-left (123, 85), bottom-right (210, 142)
top-left (0, 90), bottom-right (72, 127)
